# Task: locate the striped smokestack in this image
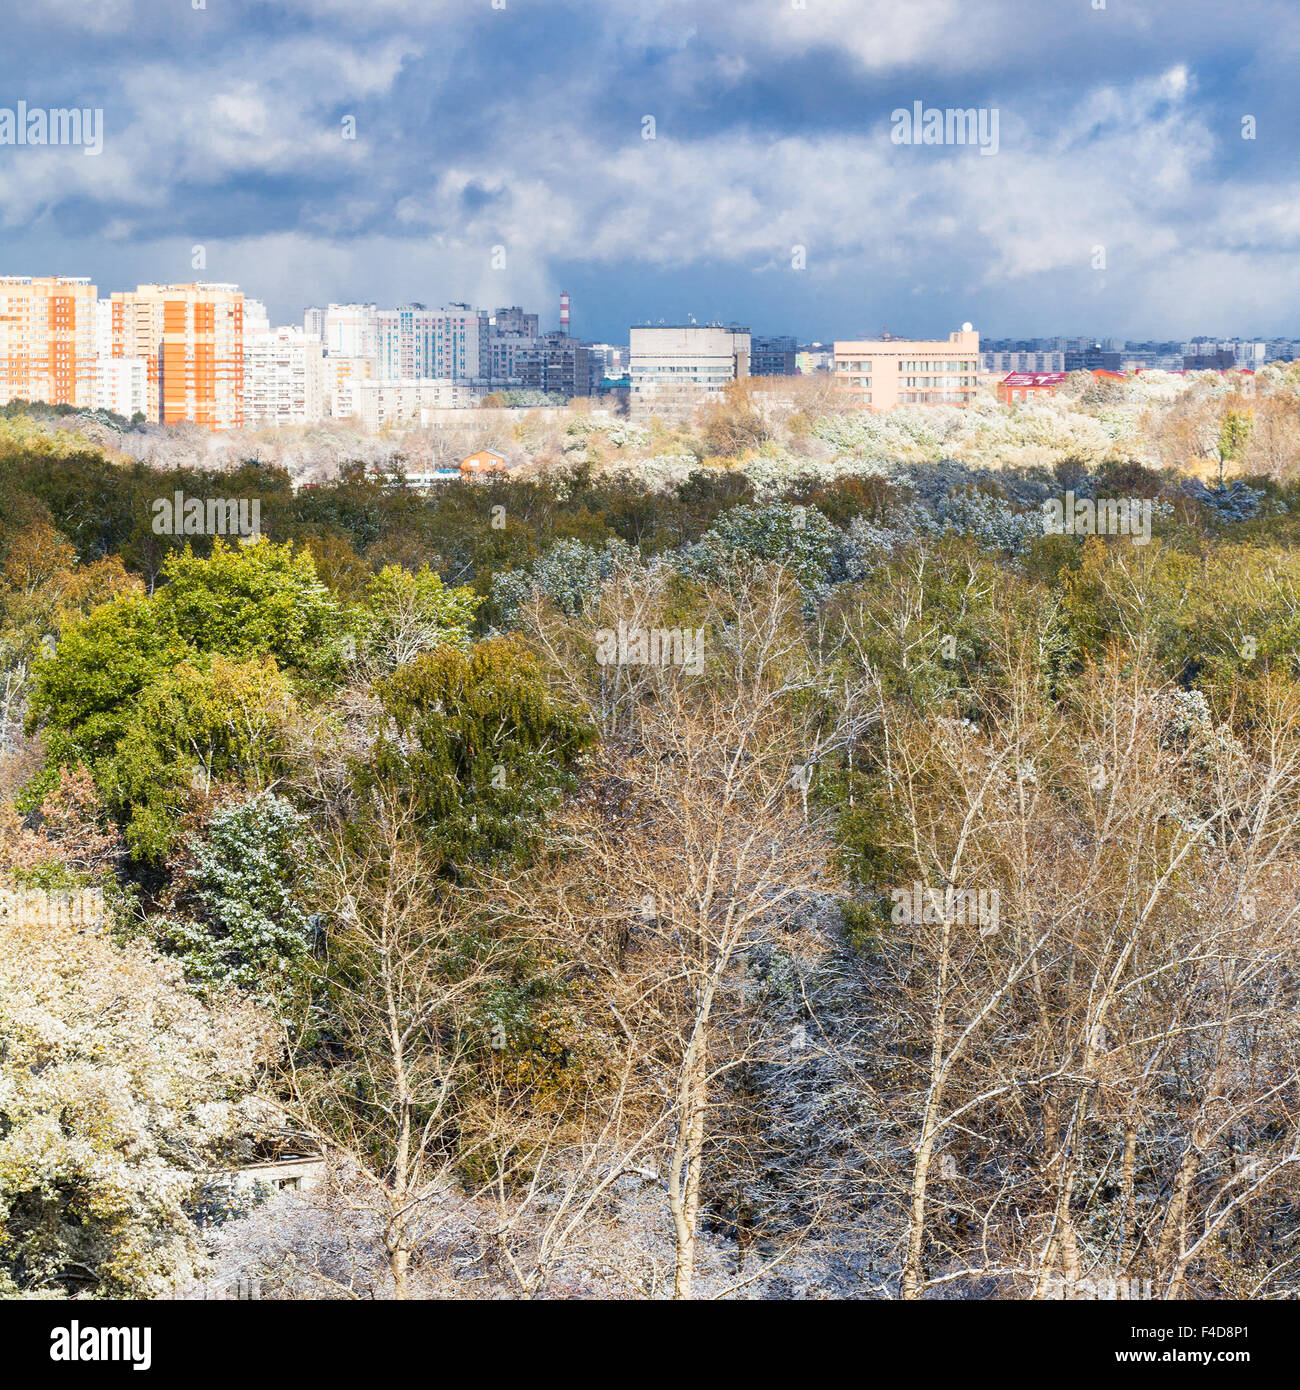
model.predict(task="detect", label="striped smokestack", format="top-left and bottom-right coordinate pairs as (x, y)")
top-left (559, 291), bottom-right (570, 334)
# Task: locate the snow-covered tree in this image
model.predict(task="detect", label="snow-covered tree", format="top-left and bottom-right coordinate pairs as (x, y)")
top-left (0, 909), bottom-right (272, 1296)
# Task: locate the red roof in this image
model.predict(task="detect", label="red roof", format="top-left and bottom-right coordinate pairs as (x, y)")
top-left (1000, 372), bottom-right (1067, 387)
top-left (1091, 369), bottom-right (1126, 380)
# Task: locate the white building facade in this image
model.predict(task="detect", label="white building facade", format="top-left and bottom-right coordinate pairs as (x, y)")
top-left (628, 325), bottom-right (750, 414)
top-left (358, 378), bottom-right (480, 431)
top-left (91, 356), bottom-right (149, 418)
top-left (981, 350), bottom-right (1065, 374)
top-left (243, 328), bottom-right (327, 428)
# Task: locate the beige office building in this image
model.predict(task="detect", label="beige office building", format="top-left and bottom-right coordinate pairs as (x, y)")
top-left (833, 326), bottom-right (980, 411)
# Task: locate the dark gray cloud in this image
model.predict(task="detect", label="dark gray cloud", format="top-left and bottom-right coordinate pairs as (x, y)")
top-left (1, 0), bottom-right (1297, 340)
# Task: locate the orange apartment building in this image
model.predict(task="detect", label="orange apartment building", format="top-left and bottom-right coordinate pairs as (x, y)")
top-left (833, 326), bottom-right (981, 411)
top-left (0, 276), bottom-right (99, 408)
top-left (111, 282), bottom-right (244, 430)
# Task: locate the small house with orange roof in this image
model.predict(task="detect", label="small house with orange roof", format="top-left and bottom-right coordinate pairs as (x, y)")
top-left (459, 449), bottom-right (507, 479)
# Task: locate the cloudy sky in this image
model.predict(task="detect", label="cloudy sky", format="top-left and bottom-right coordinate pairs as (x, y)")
top-left (2, 0), bottom-right (1297, 343)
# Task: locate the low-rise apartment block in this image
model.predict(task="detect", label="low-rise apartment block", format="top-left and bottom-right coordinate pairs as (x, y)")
top-left (1181, 339), bottom-right (1267, 371)
top-left (834, 327), bottom-right (981, 411)
top-left (357, 378), bottom-right (480, 431)
top-left (981, 350), bottom-right (1065, 374)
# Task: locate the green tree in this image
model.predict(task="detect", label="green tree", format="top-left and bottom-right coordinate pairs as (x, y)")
top-left (25, 540), bottom-right (337, 843)
top-left (156, 538), bottom-right (344, 679)
top-left (362, 636), bottom-right (593, 871)
top-left (26, 593), bottom-right (187, 769)
top-left (0, 907), bottom-right (270, 1296)
top-left (108, 655), bottom-right (296, 860)
top-left (359, 563), bottom-right (480, 672)
top-left (1217, 408), bottom-right (1254, 485)
top-left (680, 502), bottom-right (837, 602)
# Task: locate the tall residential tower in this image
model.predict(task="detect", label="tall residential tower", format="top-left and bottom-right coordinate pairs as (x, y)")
top-left (0, 275), bottom-right (98, 408)
top-left (111, 282), bottom-right (245, 429)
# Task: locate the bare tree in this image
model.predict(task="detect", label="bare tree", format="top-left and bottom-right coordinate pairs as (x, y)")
top-left (505, 568), bottom-right (879, 1297)
top-left (849, 634), bottom-right (1300, 1300)
top-left (275, 799), bottom-right (504, 1299)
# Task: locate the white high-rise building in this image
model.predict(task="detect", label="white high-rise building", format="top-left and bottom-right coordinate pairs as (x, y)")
top-left (321, 303), bottom-right (379, 360)
top-left (243, 299), bottom-right (271, 339)
top-left (374, 303), bottom-right (491, 383)
top-left (1233, 341), bottom-right (1267, 369)
top-left (0, 276), bottom-right (99, 408)
top-left (91, 356), bottom-right (148, 419)
top-left (89, 297), bottom-right (148, 418)
top-left (94, 298), bottom-right (113, 359)
top-left (243, 327), bottom-right (327, 428)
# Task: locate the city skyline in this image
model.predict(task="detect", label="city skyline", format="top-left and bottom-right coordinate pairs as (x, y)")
top-left (2, 1), bottom-right (1298, 343)
top-left (1, 268), bottom-right (1288, 433)
top-left (0, 265), bottom-right (1290, 353)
